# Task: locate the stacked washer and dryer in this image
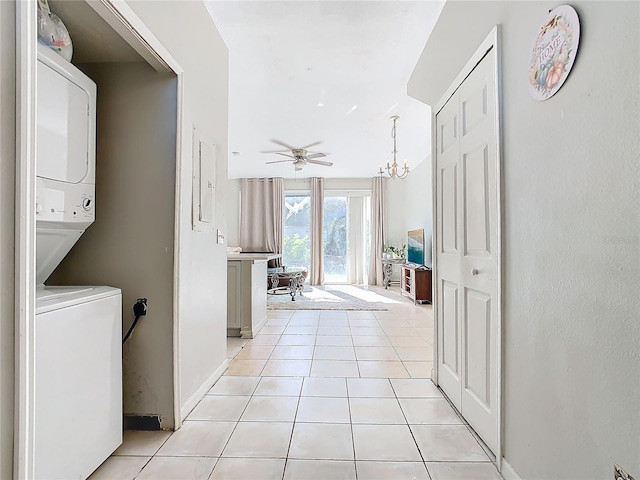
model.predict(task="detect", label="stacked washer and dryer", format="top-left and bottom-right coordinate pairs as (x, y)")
top-left (34, 44), bottom-right (122, 479)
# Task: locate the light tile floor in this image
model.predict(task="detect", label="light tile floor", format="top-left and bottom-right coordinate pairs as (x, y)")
top-left (90, 287), bottom-right (502, 479)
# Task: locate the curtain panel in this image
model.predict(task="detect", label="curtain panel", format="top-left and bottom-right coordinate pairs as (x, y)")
top-left (368, 176), bottom-right (386, 285)
top-left (239, 178), bottom-right (284, 265)
top-left (310, 177), bottom-right (324, 285)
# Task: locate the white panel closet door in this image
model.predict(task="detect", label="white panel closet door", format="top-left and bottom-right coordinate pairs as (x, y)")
top-left (436, 47), bottom-right (499, 455)
top-left (436, 89), bottom-right (462, 410)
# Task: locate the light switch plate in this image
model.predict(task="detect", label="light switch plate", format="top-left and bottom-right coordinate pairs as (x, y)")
top-left (217, 230), bottom-right (225, 244)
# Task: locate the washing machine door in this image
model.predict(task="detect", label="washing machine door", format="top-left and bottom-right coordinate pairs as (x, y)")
top-left (37, 59), bottom-right (90, 184)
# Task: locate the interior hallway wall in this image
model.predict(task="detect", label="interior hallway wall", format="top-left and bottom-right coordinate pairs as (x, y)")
top-left (126, 0), bottom-right (230, 419)
top-left (409, 2), bottom-right (640, 478)
top-left (0, 2), bottom-right (15, 477)
top-left (50, 63), bottom-right (178, 427)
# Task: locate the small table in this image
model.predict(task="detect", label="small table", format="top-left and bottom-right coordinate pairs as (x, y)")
top-left (381, 257), bottom-right (405, 289)
top-left (267, 267), bottom-right (306, 301)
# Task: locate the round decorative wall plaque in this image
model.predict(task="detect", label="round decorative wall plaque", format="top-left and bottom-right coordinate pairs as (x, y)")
top-left (528, 5), bottom-right (580, 101)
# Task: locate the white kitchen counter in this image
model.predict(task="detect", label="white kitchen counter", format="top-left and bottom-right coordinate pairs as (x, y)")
top-left (226, 253), bottom-right (281, 338)
top-left (226, 253), bottom-right (282, 262)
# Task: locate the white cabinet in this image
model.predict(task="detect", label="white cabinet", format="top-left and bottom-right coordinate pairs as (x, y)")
top-left (227, 254), bottom-right (279, 338)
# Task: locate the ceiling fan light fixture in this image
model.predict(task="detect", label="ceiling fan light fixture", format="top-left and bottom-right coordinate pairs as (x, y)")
top-left (264, 140), bottom-right (333, 171)
top-left (378, 115), bottom-right (409, 179)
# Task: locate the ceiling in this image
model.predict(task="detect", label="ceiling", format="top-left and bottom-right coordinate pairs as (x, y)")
top-left (205, 1), bottom-right (445, 179)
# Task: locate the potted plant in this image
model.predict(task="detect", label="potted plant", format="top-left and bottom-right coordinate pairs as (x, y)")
top-left (385, 244), bottom-right (406, 260)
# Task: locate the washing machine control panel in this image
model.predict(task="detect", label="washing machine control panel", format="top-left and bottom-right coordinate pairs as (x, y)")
top-left (36, 177), bottom-right (95, 227)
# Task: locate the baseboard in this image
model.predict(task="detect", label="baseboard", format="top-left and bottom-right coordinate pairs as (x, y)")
top-left (242, 315), bottom-right (268, 338)
top-left (501, 459), bottom-right (524, 480)
top-left (179, 358), bottom-right (229, 421)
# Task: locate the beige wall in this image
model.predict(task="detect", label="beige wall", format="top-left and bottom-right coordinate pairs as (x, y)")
top-left (126, 0), bottom-right (229, 418)
top-left (0, 2), bottom-right (15, 477)
top-left (51, 62), bottom-right (178, 426)
top-left (409, 2), bottom-right (640, 478)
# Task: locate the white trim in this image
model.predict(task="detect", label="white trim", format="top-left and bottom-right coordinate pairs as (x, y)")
top-left (430, 107), bottom-right (438, 386)
top-left (493, 25), bottom-right (504, 472)
top-left (432, 25), bottom-right (504, 465)
top-left (501, 459), bottom-right (524, 480)
top-left (86, 0), bottom-right (182, 74)
top-left (179, 359), bottom-right (229, 421)
top-left (172, 73), bottom-right (185, 429)
top-left (14, 2), bottom-right (37, 478)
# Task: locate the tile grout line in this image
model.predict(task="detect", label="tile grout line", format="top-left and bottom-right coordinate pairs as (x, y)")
top-left (388, 378), bottom-right (434, 480)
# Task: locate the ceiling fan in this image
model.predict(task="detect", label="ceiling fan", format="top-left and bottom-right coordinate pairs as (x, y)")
top-left (264, 139), bottom-right (333, 171)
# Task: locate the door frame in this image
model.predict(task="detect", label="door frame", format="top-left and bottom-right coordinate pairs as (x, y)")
top-left (430, 25), bottom-right (503, 468)
top-left (15, 2), bottom-right (184, 477)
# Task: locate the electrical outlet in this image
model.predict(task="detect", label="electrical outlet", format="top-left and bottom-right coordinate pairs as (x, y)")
top-left (217, 230), bottom-right (225, 244)
top-left (614, 465), bottom-right (635, 480)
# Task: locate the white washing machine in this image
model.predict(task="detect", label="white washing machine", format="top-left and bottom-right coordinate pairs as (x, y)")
top-left (34, 286), bottom-right (122, 480)
top-left (34, 44), bottom-right (122, 479)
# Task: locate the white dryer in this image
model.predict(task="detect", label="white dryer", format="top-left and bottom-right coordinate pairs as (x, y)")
top-left (36, 43), bottom-right (97, 284)
top-left (34, 44), bottom-right (122, 480)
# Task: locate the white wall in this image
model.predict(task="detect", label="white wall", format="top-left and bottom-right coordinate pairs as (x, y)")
top-left (0, 2), bottom-right (15, 477)
top-left (409, 2), bottom-right (640, 478)
top-left (386, 158), bottom-right (433, 267)
top-left (126, 0), bottom-right (229, 419)
top-left (226, 178), bottom-right (241, 246)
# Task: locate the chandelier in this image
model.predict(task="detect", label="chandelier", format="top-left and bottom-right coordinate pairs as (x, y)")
top-left (378, 115), bottom-right (409, 179)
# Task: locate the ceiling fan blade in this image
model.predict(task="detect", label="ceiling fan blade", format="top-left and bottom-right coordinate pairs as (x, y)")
top-left (261, 149), bottom-right (290, 154)
top-left (275, 152), bottom-right (295, 158)
top-left (307, 159), bottom-right (333, 166)
top-left (265, 159), bottom-right (293, 164)
top-left (305, 153), bottom-right (327, 159)
top-left (300, 141), bottom-right (322, 150)
top-left (270, 139), bottom-right (297, 150)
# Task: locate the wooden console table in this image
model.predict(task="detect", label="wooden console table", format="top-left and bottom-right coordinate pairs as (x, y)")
top-left (401, 264), bottom-right (432, 305)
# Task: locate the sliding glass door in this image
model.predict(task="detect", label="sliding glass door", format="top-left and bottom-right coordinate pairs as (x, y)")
top-left (324, 192), bottom-right (371, 284)
top-left (323, 196), bottom-right (348, 283)
top-left (282, 190), bottom-right (371, 284)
